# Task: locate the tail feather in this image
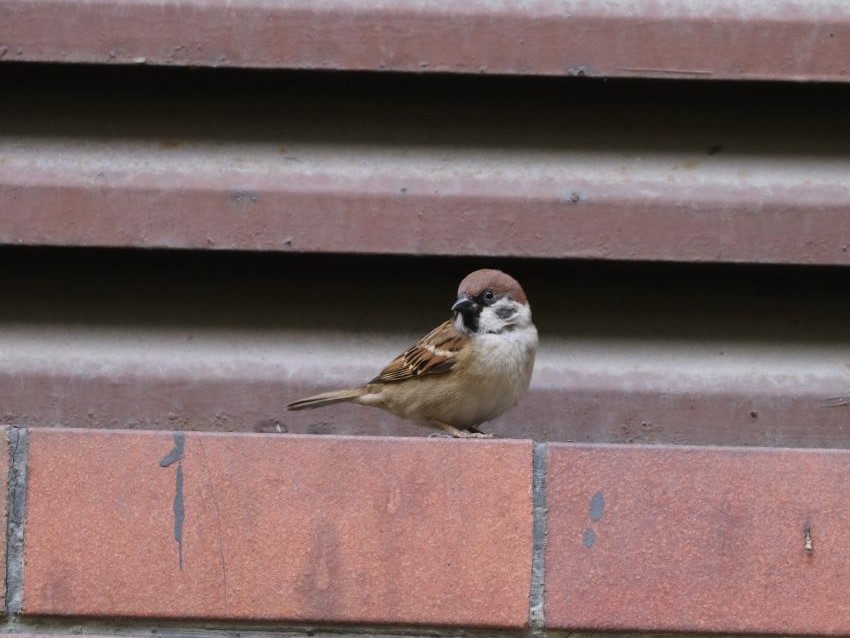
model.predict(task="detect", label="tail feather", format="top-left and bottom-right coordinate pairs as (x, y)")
top-left (287, 388), bottom-right (366, 411)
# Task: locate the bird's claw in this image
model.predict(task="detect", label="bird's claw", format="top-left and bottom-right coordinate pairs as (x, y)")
top-left (431, 421), bottom-right (496, 439)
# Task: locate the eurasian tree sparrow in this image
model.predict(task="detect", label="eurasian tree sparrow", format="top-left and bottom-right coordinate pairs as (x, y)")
top-left (287, 269), bottom-right (538, 438)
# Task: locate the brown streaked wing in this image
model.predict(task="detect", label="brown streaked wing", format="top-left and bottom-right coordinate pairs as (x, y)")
top-left (370, 320), bottom-right (467, 383)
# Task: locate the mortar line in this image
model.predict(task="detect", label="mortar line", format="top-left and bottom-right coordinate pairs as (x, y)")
top-left (5, 426), bottom-right (29, 617)
top-left (528, 441), bottom-right (547, 631)
top-left (0, 616), bottom-right (531, 638)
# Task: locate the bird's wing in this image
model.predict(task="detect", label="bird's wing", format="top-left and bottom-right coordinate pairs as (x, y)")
top-left (370, 319), bottom-right (468, 383)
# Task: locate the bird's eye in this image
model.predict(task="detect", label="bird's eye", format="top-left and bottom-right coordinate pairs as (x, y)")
top-left (483, 290), bottom-right (495, 301)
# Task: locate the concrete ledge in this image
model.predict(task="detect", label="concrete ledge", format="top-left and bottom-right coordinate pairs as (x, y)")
top-left (3, 118), bottom-right (850, 265)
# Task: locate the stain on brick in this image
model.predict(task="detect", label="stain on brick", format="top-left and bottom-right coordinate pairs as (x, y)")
top-left (159, 432), bottom-right (185, 570)
top-left (582, 528), bottom-right (596, 549)
top-left (589, 491), bottom-right (605, 521)
top-left (159, 433), bottom-right (184, 468)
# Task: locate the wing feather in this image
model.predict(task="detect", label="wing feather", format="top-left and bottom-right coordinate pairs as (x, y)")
top-left (370, 320), bottom-right (467, 383)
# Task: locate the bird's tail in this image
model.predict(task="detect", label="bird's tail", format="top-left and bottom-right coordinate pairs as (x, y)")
top-left (287, 387), bottom-right (366, 411)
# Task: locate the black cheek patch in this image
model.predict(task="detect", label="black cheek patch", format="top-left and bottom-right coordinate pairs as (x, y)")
top-left (495, 305), bottom-right (517, 320)
top-left (462, 311), bottom-right (480, 333)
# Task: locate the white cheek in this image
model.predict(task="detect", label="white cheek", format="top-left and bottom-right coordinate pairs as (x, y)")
top-left (477, 299), bottom-right (533, 334)
top-left (477, 306), bottom-right (505, 334)
top-left (513, 302), bottom-right (533, 328)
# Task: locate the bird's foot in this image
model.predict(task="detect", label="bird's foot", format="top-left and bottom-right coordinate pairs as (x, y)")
top-left (432, 421), bottom-right (494, 439)
top-left (455, 431), bottom-right (495, 439)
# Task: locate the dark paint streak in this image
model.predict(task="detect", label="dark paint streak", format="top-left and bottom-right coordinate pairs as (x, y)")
top-left (175, 461), bottom-right (185, 570)
top-left (582, 528), bottom-right (597, 548)
top-left (159, 431), bottom-right (185, 467)
top-left (589, 491), bottom-right (605, 521)
top-left (159, 432), bottom-right (186, 570)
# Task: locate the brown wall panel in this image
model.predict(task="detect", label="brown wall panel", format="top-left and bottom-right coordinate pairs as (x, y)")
top-left (2, 0), bottom-right (849, 81)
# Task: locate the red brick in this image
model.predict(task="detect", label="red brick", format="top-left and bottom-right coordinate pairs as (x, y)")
top-left (24, 429), bottom-right (532, 627)
top-left (545, 444), bottom-right (850, 634)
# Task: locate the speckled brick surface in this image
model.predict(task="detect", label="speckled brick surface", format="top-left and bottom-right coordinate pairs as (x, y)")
top-left (546, 444), bottom-right (850, 635)
top-left (23, 429), bottom-right (532, 627)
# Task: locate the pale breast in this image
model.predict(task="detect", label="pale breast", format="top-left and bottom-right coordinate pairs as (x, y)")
top-left (368, 323), bottom-right (538, 429)
top-left (438, 324), bottom-right (538, 428)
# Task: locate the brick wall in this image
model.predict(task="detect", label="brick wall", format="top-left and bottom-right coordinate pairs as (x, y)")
top-left (1, 427), bottom-right (848, 635)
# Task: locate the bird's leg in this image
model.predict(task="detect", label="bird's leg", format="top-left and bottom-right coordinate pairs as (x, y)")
top-left (433, 422), bottom-right (467, 437)
top-left (432, 421), bottom-right (495, 439)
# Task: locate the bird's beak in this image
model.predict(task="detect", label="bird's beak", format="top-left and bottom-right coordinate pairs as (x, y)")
top-left (451, 296), bottom-right (478, 315)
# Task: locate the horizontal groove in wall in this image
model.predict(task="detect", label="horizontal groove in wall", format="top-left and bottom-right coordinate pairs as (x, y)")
top-left (3, 69), bottom-right (850, 265)
top-left (1, 0), bottom-right (849, 81)
top-left (1, 249), bottom-right (848, 447)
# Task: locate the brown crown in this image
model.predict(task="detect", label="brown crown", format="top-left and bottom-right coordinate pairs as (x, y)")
top-left (457, 269), bottom-right (528, 305)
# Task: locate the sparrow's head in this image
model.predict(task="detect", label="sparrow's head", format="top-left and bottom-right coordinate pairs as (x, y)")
top-left (451, 269), bottom-right (532, 335)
